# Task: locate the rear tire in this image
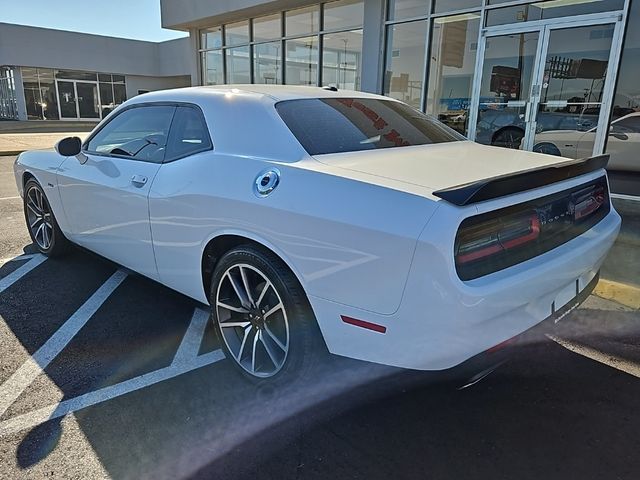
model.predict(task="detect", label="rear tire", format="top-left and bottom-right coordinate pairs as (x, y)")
top-left (209, 245), bottom-right (324, 383)
top-left (492, 127), bottom-right (524, 149)
top-left (23, 179), bottom-right (71, 257)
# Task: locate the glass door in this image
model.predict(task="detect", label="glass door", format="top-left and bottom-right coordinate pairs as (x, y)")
top-left (473, 30), bottom-right (542, 150)
top-left (57, 81), bottom-right (78, 119)
top-left (531, 24), bottom-right (616, 159)
top-left (76, 82), bottom-right (100, 119)
top-left (470, 14), bottom-right (623, 158)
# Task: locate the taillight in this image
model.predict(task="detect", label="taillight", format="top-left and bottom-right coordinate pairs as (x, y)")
top-left (456, 212), bottom-right (540, 265)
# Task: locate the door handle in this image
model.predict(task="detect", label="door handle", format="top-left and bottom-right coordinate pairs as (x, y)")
top-left (131, 174), bottom-right (148, 187)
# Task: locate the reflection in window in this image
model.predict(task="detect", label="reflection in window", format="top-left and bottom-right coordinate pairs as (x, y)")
top-left (225, 20), bottom-right (250, 46)
top-left (202, 50), bottom-right (224, 85)
top-left (426, 14), bottom-right (479, 135)
top-left (433, 0), bottom-right (480, 14)
top-left (226, 46), bottom-right (251, 83)
top-left (254, 42), bottom-right (282, 84)
top-left (322, 30), bottom-right (363, 90)
top-left (323, 0), bottom-right (364, 31)
top-left (486, 0), bottom-right (624, 27)
top-left (253, 14), bottom-right (281, 42)
top-left (285, 36), bottom-right (318, 85)
top-left (387, 0), bottom-right (429, 22)
top-left (384, 20), bottom-right (428, 109)
top-left (285, 6), bottom-right (319, 36)
top-left (201, 26), bottom-right (223, 49)
top-left (21, 67), bottom-right (58, 120)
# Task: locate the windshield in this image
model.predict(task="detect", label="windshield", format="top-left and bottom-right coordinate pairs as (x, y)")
top-left (276, 97), bottom-right (465, 156)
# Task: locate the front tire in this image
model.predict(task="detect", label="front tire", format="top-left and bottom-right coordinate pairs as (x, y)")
top-left (23, 179), bottom-right (71, 257)
top-left (210, 245), bottom-right (322, 382)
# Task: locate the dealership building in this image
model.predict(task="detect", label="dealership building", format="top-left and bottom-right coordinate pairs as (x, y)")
top-left (159, 0), bottom-right (640, 186)
top-left (0, 23), bottom-right (192, 122)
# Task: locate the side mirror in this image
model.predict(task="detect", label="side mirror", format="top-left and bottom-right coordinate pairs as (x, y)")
top-left (609, 131), bottom-right (629, 141)
top-left (55, 136), bottom-right (82, 157)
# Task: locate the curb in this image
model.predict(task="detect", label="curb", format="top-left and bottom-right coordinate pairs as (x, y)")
top-left (593, 279), bottom-right (640, 310)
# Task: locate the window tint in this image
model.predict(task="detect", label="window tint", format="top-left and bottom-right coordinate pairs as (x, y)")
top-left (165, 106), bottom-right (212, 160)
top-left (86, 105), bottom-right (175, 162)
top-left (276, 98), bottom-right (464, 155)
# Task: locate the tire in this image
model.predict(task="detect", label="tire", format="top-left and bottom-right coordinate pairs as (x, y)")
top-left (23, 179), bottom-right (71, 257)
top-left (492, 127), bottom-right (524, 149)
top-left (209, 245), bottom-right (323, 383)
top-left (533, 142), bottom-right (562, 156)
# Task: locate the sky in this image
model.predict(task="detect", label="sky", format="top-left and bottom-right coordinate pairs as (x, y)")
top-left (0, 0), bottom-right (187, 42)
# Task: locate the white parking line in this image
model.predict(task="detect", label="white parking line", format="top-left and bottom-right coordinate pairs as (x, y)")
top-left (0, 253), bottom-right (38, 267)
top-left (172, 307), bottom-right (211, 366)
top-left (0, 270), bottom-right (128, 417)
top-left (548, 334), bottom-right (640, 379)
top-left (0, 196), bottom-right (20, 201)
top-left (0, 349), bottom-right (225, 437)
top-left (0, 254), bottom-right (47, 294)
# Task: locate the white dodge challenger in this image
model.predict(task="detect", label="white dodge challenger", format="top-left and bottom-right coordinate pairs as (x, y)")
top-left (14, 85), bottom-right (621, 381)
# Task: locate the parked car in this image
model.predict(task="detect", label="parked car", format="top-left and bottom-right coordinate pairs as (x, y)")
top-left (534, 112), bottom-right (640, 172)
top-left (14, 85), bottom-right (620, 381)
top-left (475, 107), bottom-right (598, 148)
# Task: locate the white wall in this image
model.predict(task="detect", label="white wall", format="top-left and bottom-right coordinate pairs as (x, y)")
top-left (125, 75), bottom-right (191, 98)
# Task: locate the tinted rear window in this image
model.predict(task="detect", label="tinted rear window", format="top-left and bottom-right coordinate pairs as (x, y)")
top-left (276, 98), bottom-right (464, 155)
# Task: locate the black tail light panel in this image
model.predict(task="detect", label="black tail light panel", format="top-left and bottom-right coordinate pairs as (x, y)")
top-left (455, 176), bottom-right (610, 281)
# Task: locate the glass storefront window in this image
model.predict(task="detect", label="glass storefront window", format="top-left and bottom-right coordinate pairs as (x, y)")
top-left (433, 0), bottom-right (480, 14)
top-left (285, 36), bottom-right (319, 85)
top-left (426, 13), bottom-right (480, 135)
top-left (384, 20), bottom-right (428, 109)
top-left (387, 0), bottom-right (429, 21)
top-left (226, 46), bottom-right (251, 83)
top-left (201, 26), bottom-right (223, 49)
top-left (253, 14), bottom-right (281, 42)
top-left (486, 0), bottom-right (624, 27)
top-left (254, 42), bottom-right (283, 84)
top-left (99, 82), bottom-right (114, 116)
top-left (202, 50), bottom-right (224, 85)
top-left (322, 29), bottom-right (363, 90)
top-left (225, 20), bottom-right (250, 46)
top-left (37, 69), bottom-right (58, 120)
top-left (323, 0), bottom-right (364, 31)
top-left (285, 6), bottom-right (320, 37)
top-left (55, 70), bottom-right (98, 81)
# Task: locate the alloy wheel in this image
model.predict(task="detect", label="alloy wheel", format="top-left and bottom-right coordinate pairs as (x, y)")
top-left (215, 263), bottom-right (290, 378)
top-left (25, 185), bottom-right (54, 250)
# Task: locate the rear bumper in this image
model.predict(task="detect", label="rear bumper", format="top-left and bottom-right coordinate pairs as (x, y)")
top-left (310, 207), bottom-right (621, 371)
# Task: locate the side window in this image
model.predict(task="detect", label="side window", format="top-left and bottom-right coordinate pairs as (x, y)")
top-left (165, 106), bottom-right (212, 160)
top-left (86, 105), bottom-right (176, 163)
top-left (612, 115), bottom-right (640, 134)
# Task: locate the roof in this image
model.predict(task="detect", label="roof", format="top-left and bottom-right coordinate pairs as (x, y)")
top-left (129, 84), bottom-right (391, 104)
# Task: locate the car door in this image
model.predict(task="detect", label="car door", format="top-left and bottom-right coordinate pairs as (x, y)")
top-left (57, 103), bottom-right (177, 280)
top-left (603, 114), bottom-right (640, 171)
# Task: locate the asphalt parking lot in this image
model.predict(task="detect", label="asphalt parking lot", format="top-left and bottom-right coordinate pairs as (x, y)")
top-left (1, 154), bottom-right (640, 480)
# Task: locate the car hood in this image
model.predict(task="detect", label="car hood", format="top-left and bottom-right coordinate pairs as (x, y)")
top-left (312, 140), bottom-right (566, 193)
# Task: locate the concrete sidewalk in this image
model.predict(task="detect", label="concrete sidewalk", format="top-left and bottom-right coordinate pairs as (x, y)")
top-left (0, 132), bottom-right (88, 156)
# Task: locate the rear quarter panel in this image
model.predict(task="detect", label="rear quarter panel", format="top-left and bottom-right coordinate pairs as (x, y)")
top-left (148, 153), bottom-right (438, 314)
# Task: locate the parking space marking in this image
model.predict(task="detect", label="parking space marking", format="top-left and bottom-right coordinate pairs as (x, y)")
top-left (0, 270), bottom-right (128, 417)
top-left (0, 253), bottom-right (38, 267)
top-left (0, 254), bottom-right (46, 294)
top-left (0, 196), bottom-right (20, 201)
top-left (0, 349), bottom-right (225, 437)
top-left (548, 334), bottom-right (640, 379)
top-left (172, 307), bottom-right (211, 366)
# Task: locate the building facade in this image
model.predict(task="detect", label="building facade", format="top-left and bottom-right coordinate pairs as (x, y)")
top-left (0, 23), bottom-right (192, 122)
top-left (160, 0), bottom-right (640, 183)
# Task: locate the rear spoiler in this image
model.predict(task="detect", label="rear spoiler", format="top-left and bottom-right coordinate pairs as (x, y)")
top-left (432, 154), bottom-right (609, 206)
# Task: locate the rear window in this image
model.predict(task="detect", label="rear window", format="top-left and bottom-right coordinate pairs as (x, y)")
top-left (275, 98), bottom-right (464, 155)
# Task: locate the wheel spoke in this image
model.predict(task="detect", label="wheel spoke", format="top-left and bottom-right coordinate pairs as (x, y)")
top-left (226, 272), bottom-right (250, 308)
top-left (259, 330), bottom-right (279, 368)
top-left (220, 321), bottom-right (251, 328)
top-left (251, 329), bottom-right (260, 374)
top-left (42, 224), bottom-right (50, 247)
top-left (235, 326), bottom-right (252, 361)
top-left (30, 216), bottom-right (42, 229)
top-left (239, 267), bottom-right (254, 306)
top-left (27, 200), bottom-right (41, 216)
top-left (255, 281), bottom-right (271, 309)
top-left (35, 223), bottom-right (45, 244)
top-left (263, 302), bottom-right (283, 319)
top-left (264, 324), bottom-right (287, 352)
top-left (217, 301), bottom-right (249, 314)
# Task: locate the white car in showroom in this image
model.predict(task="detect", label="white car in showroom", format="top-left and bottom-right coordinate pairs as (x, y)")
top-left (14, 85), bottom-right (620, 381)
top-left (534, 112), bottom-right (640, 171)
